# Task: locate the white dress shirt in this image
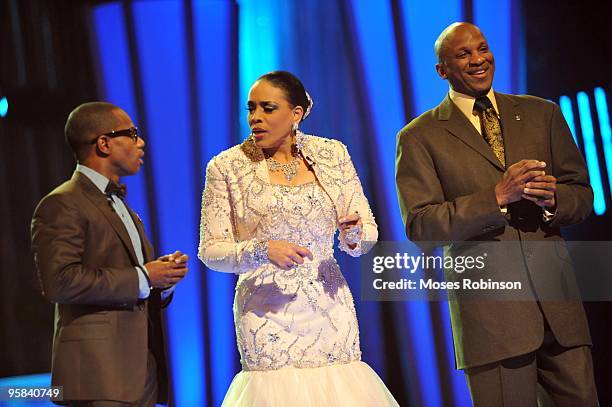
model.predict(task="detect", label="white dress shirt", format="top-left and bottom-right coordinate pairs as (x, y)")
top-left (77, 164), bottom-right (174, 299)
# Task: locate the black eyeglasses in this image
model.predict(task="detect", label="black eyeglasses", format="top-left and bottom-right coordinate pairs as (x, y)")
top-left (91, 126), bottom-right (140, 144)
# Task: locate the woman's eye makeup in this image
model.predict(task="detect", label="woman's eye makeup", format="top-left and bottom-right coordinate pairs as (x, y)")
top-left (245, 102), bottom-right (278, 113)
top-left (262, 103), bottom-right (277, 112)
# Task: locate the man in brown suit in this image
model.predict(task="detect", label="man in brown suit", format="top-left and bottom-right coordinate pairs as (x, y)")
top-left (31, 102), bottom-right (188, 406)
top-left (396, 23), bottom-right (598, 405)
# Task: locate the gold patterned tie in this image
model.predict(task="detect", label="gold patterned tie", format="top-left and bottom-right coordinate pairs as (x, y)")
top-left (474, 96), bottom-right (505, 167)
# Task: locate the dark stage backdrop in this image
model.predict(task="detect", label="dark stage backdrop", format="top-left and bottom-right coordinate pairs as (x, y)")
top-left (0, 0), bottom-right (98, 376)
top-left (524, 1), bottom-right (612, 403)
top-left (1, 1), bottom-right (610, 406)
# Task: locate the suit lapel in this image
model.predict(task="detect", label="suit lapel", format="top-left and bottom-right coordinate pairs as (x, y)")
top-left (438, 94), bottom-right (505, 171)
top-left (74, 172), bottom-right (140, 265)
top-left (126, 206), bottom-right (154, 263)
top-left (495, 92), bottom-right (524, 167)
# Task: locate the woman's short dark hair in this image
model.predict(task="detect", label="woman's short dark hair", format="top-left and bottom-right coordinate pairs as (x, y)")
top-left (257, 71), bottom-right (312, 121)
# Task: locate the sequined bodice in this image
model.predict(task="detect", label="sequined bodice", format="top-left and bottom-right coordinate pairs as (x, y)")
top-left (234, 181), bottom-right (361, 371)
top-left (256, 181), bottom-right (337, 259)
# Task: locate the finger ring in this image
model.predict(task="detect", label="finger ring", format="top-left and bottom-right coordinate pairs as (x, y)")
top-left (345, 226), bottom-right (362, 245)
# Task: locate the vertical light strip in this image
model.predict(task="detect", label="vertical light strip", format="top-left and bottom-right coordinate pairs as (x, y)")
top-left (349, 1), bottom-right (442, 405)
top-left (0, 97), bottom-right (8, 118)
top-left (559, 96), bottom-right (579, 145)
top-left (594, 87), bottom-right (612, 195)
top-left (237, 0), bottom-right (284, 138)
top-left (577, 92), bottom-right (606, 215)
top-left (345, 0), bottom-right (404, 378)
top-left (91, 3), bottom-right (150, 229)
top-left (509, 0), bottom-right (526, 94)
top-left (400, 0), bottom-right (463, 114)
top-left (399, 2), bottom-right (468, 406)
top-left (473, 0), bottom-right (512, 92)
top-left (347, 1), bottom-right (405, 242)
top-left (193, 1), bottom-right (236, 405)
top-left (132, 1), bottom-right (204, 405)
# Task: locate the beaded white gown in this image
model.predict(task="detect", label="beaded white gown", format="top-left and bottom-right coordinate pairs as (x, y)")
top-left (221, 181), bottom-right (398, 406)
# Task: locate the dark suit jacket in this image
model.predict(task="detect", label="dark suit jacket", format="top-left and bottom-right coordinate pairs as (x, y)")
top-left (396, 92), bottom-right (593, 369)
top-left (31, 171), bottom-right (169, 404)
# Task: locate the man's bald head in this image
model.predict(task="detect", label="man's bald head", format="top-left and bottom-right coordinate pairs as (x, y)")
top-left (434, 22), bottom-right (483, 63)
top-left (64, 102), bottom-right (125, 162)
top-left (433, 22), bottom-right (494, 97)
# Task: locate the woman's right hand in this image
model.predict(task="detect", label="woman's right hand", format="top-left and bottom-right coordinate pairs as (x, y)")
top-left (267, 240), bottom-right (314, 270)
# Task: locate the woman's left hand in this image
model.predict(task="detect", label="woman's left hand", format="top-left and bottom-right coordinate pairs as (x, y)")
top-left (339, 212), bottom-right (363, 248)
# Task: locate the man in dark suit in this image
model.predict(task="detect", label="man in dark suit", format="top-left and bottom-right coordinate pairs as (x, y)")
top-left (396, 23), bottom-right (598, 405)
top-left (31, 102), bottom-right (188, 406)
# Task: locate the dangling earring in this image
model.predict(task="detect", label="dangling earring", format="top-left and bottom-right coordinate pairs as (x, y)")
top-left (291, 122), bottom-right (300, 155)
top-left (293, 126), bottom-right (305, 154)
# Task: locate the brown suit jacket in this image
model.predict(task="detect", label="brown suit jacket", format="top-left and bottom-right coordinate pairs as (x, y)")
top-left (31, 171), bottom-right (169, 404)
top-left (396, 92), bottom-right (593, 369)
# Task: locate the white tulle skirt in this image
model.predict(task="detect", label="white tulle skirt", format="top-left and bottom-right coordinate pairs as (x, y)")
top-left (221, 361), bottom-right (399, 406)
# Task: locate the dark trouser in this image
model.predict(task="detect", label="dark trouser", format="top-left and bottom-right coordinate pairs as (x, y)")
top-left (69, 352), bottom-right (158, 407)
top-left (465, 330), bottom-right (598, 406)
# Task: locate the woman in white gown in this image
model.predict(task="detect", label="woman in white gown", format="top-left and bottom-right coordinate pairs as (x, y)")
top-left (199, 71), bottom-right (398, 406)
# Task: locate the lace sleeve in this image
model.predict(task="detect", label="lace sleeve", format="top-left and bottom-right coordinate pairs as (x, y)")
top-left (336, 142), bottom-right (378, 256)
top-left (198, 158), bottom-right (268, 273)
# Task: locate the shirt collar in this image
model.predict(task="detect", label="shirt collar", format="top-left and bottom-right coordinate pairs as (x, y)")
top-left (76, 164), bottom-right (111, 193)
top-left (449, 87), bottom-right (498, 117)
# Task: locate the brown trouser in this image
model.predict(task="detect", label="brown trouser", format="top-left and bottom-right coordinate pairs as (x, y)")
top-left (465, 330), bottom-right (598, 406)
top-left (68, 352), bottom-right (158, 407)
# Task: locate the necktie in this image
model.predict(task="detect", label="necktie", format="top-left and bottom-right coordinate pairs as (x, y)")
top-left (474, 96), bottom-right (505, 167)
top-left (105, 181), bottom-right (127, 199)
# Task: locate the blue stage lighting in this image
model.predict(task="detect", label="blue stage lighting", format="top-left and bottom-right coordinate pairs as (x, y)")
top-left (577, 91), bottom-right (606, 215)
top-left (193, 1), bottom-right (237, 404)
top-left (130, 1), bottom-right (205, 404)
top-left (594, 87), bottom-right (612, 195)
top-left (0, 97), bottom-right (8, 118)
top-left (559, 95), bottom-right (578, 145)
top-left (238, 0), bottom-right (283, 138)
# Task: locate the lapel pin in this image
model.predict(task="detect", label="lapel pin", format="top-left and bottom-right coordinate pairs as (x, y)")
top-left (515, 114), bottom-right (521, 121)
